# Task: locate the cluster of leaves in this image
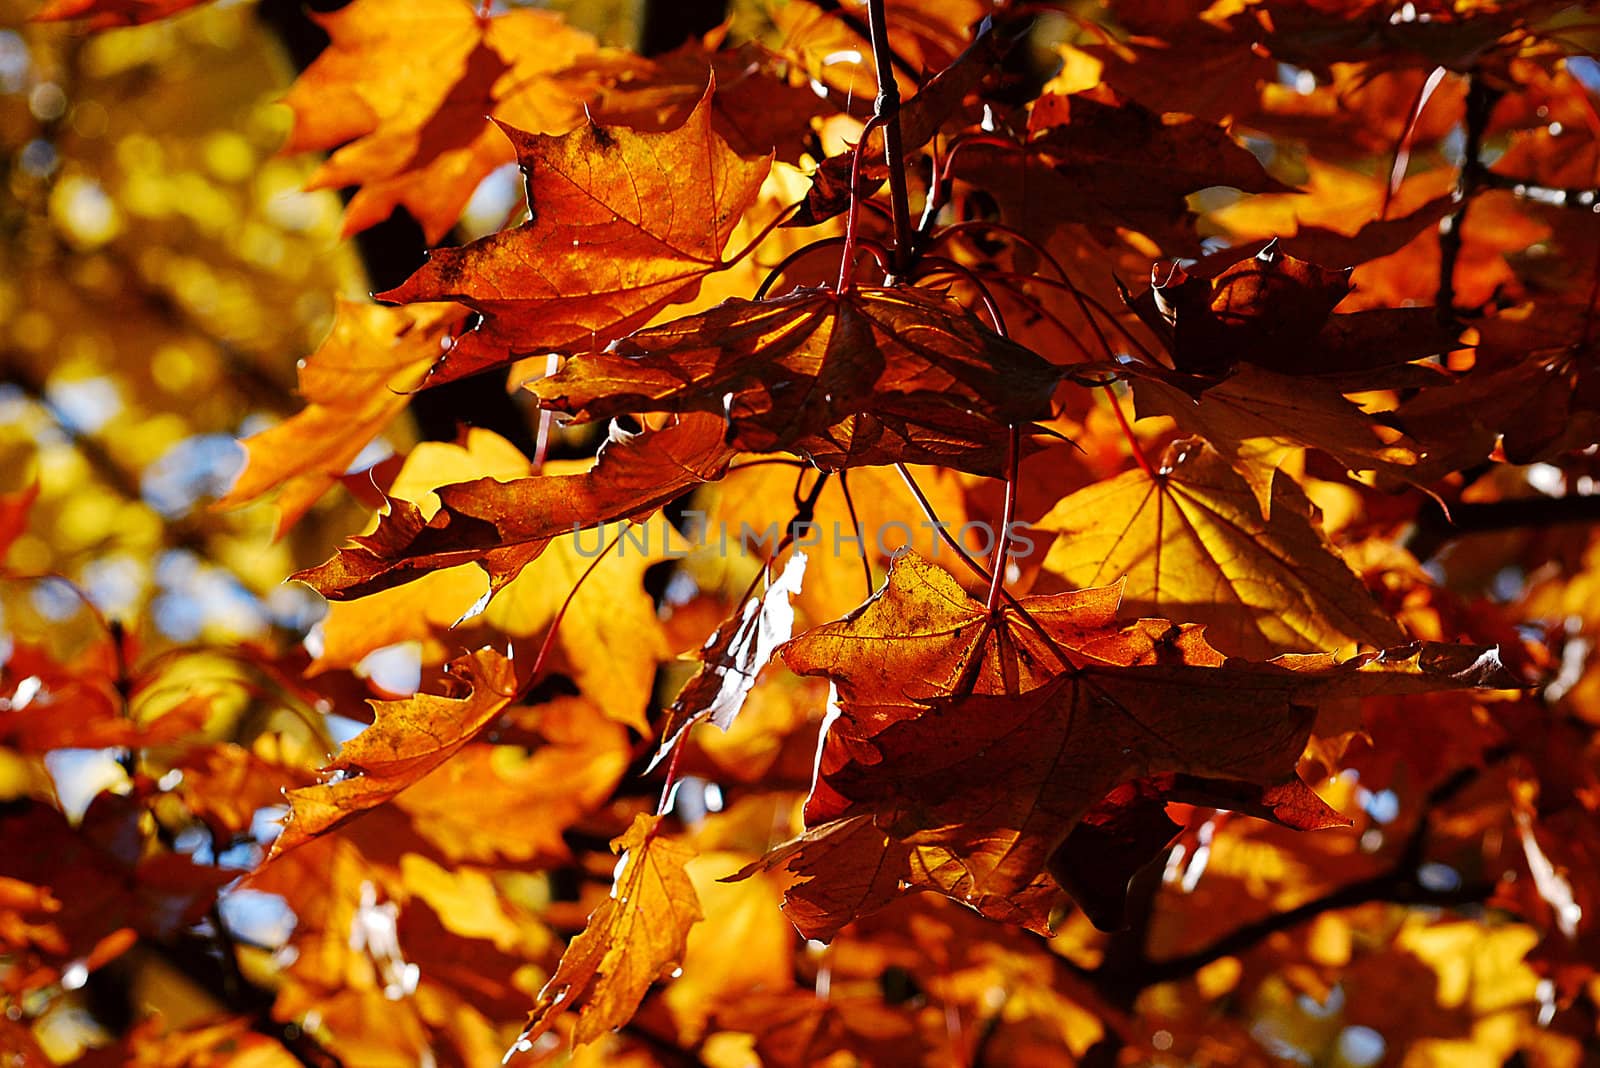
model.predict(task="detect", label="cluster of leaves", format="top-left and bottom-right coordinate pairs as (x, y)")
top-left (5, 0), bottom-right (1600, 1065)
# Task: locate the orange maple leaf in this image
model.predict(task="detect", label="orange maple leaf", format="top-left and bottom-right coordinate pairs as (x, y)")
top-left (511, 814), bottom-right (702, 1053)
top-left (270, 647), bottom-right (517, 857)
top-left (281, 0), bottom-right (596, 242)
top-left (778, 554), bottom-right (1515, 929)
top-left (216, 300), bottom-right (466, 535)
top-left (382, 86), bottom-right (774, 384)
top-left (295, 413), bottom-right (735, 600)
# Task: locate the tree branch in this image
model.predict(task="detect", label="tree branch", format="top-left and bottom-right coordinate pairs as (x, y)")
top-left (802, 0), bottom-right (922, 84)
top-left (1437, 75), bottom-right (1499, 321)
top-left (1133, 748), bottom-right (1513, 990)
top-left (866, 0), bottom-right (915, 273)
top-left (1135, 872), bottom-right (1496, 988)
top-left (1404, 490), bottom-right (1600, 561)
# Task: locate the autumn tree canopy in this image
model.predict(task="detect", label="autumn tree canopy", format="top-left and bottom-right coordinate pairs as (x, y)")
top-left (3, 0), bottom-right (1600, 1065)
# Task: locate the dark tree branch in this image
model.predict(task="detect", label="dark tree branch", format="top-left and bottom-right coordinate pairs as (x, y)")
top-left (1132, 748), bottom-right (1514, 991)
top-left (866, 0), bottom-right (915, 273)
top-left (802, 0), bottom-right (922, 83)
top-left (1136, 872), bottom-right (1496, 987)
top-left (1404, 491), bottom-right (1600, 561)
top-left (1437, 75), bottom-right (1500, 321)
top-left (1474, 169), bottom-right (1600, 209)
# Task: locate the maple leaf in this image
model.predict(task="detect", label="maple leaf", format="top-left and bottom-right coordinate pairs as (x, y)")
top-left (0, 641), bottom-right (208, 755)
top-left (1125, 242), bottom-right (1461, 380)
top-left (295, 413), bottom-right (735, 600)
top-left (778, 554), bottom-right (1516, 928)
top-left (0, 796), bottom-right (232, 986)
top-left (172, 743), bottom-right (311, 839)
top-left (1079, 4), bottom-right (1280, 123)
top-left (394, 697), bottom-right (629, 865)
top-left (793, 20), bottom-right (1007, 226)
top-left (775, 0), bottom-right (984, 96)
top-left (270, 647), bottom-right (517, 857)
top-left (1036, 437), bottom-right (1406, 660)
top-left (788, 407), bottom-right (1049, 477)
top-left (737, 813), bottom-right (1071, 942)
top-left (529, 285), bottom-right (1061, 456)
top-left (382, 87), bottom-right (773, 384)
top-left (216, 300), bottom-right (465, 535)
top-left (511, 814), bottom-right (702, 1053)
top-left (949, 87), bottom-right (1290, 253)
top-left (281, 0), bottom-right (596, 242)
top-left (561, 33), bottom-right (828, 162)
top-left (664, 849), bottom-right (796, 1044)
top-left (1132, 362), bottom-right (1440, 514)
top-left (483, 513), bottom-right (681, 732)
top-left (1398, 303), bottom-right (1600, 467)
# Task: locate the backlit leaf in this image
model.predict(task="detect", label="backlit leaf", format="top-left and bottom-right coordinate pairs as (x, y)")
top-left (512, 814), bottom-right (702, 1051)
top-left (530, 285), bottom-right (1061, 456)
top-left (270, 647), bottom-right (517, 856)
top-left (780, 553), bottom-right (1515, 928)
top-left (295, 413), bottom-right (735, 600)
top-left (1037, 437), bottom-right (1405, 659)
top-left (216, 300), bottom-right (465, 535)
top-left (282, 0), bottom-right (597, 242)
top-left (382, 87), bottom-right (773, 383)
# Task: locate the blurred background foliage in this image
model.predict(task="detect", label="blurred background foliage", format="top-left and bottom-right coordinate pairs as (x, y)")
top-left (0, 0), bottom-right (366, 653)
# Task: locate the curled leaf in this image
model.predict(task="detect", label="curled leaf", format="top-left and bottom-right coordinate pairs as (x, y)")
top-left (270, 648), bottom-right (517, 857)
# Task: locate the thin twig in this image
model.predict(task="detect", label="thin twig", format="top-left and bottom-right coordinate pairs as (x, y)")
top-left (1103, 386), bottom-right (1156, 479)
top-left (893, 463), bottom-right (1071, 668)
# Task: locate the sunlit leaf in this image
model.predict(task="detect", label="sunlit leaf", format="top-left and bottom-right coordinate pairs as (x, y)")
top-left (530, 285), bottom-right (1061, 455)
top-left (1037, 437), bottom-right (1405, 659)
top-left (512, 814), bottom-right (702, 1051)
top-left (282, 0), bottom-right (597, 242)
top-left (271, 647), bottom-right (517, 856)
top-left (383, 86), bottom-right (773, 382)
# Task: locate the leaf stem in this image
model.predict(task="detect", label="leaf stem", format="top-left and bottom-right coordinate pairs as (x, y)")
top-left (839, 114), bottom-right (890, 293)
top-left (894, 463), bottom-right (990, 581)
top-left (985, 424), bottom-right (1020, 615)
top-left (838, 471), bottom-right (876, 598)
top-left (988, 271), bottom-right (1143, 362)
top-left (865, 0), bottom-right (914, 274)
top-left (928, 219), bottom-right (1072, 283)
top-left (725, 202), bottom-right (802, 271)
top-left (894, 462), bottom-right (1071, 668)
top-left (913, 255), bottom-right (1007, 333)
top-left (1104, 385), bottom-right (1156, 479)
top-left (1382, 65), bottom-right (1448, 220)
top-left (516, 526), bottom-right (624, 703)
top-left (760, 236), bottom-right (889, 300)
